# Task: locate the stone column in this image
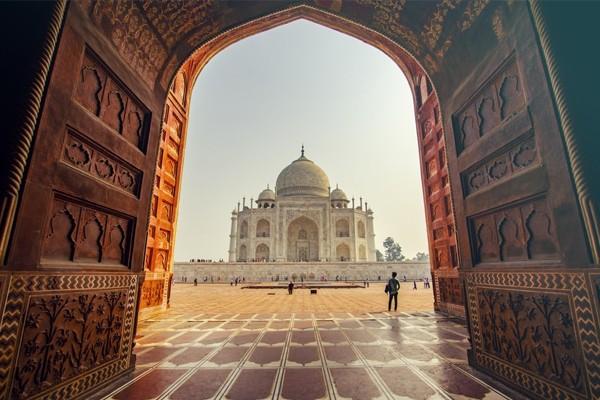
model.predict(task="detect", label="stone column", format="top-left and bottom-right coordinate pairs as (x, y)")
top-left (367, 210), bottom-right (376, 261)
top-left (228, 210), bottom-right (238, 262)
top-left (351, 210), bottom-right (357, 262)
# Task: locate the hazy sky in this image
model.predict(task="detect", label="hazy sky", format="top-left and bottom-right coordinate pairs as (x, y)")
top-left (174, 20), bottom-right (428, 261)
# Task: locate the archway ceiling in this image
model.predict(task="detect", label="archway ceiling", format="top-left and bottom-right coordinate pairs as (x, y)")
top-left (87, 0), bottom-right (492, 90)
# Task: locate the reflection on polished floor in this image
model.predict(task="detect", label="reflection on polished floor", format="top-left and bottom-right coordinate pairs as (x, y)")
top-left (100, 284), bottom-right (515, 399)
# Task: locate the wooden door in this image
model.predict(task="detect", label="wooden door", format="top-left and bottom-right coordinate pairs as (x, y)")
top-left (436, 2), bottom-right (600, 399)
top-left (0, 3), bottom-right (163, 398)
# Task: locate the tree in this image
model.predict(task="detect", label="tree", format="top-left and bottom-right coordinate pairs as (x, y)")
top-left (383, 237), bottom-right (405, 261)
top-left (413, 252), bottom-right (429, 261)
top-left (376, 250), bottom-right (384, 262)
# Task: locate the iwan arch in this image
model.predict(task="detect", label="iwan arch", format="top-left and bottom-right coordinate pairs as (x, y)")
top-left (1, 2), bottom-right (599, 400)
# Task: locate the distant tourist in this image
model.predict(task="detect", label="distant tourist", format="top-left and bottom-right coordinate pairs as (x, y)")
top-left (386, 272), bottom-right (400, 312)
top-left (413, 280), bottom-right (417, 290)
top-left (288, 281), bottom-right (294, 295)
top-left (194, 278), bottom-right (198, 286)
top-left (403, 275), bottom-right (407, 282)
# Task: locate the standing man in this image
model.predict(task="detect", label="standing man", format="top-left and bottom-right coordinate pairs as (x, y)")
top-left (288, 281), bottom-right (294, 295)
top-left (387, 272), bottom-right (400, 312)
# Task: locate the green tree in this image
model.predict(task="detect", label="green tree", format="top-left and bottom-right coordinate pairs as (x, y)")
top-left (413, 252), bottom-right (429, 261)
top-left (376, 249), bottom-right (384, 262)
top-left (383, 237), bottom-right (405, 261)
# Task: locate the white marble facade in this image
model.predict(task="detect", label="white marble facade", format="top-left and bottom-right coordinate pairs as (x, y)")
top-left (229, 148), bottom-right (376, 262)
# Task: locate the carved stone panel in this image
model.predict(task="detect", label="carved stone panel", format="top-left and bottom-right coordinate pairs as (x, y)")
top-left (63, 130), bottom-right (141, 196)
top-left (463, 136), bottom-right (538, 195)
top-left (454, 58), bottom-right (526, 153)
top-left (43, 196), bottom-right (133, 266)
top-left (140, 278), bottom-right (165, 309)
top-left (466, 271), bottom-right (600, 399)
top-left (469, 198), bottom-right (559, 265)
top-left (0, 273), bottom-right (138, 399)
top-left (438, 277), bottom-right (463, 306)
top-left (74, 50), bottom-right (149, 152)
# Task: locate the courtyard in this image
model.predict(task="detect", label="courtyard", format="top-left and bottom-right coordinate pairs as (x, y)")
top-left (96, 284), bottom-right (517, 400)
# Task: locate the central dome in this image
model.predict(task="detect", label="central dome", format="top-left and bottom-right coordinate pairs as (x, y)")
top-left (276, 149), bottom-right (330, 197)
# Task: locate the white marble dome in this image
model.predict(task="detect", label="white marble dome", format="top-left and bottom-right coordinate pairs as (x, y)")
top-left (330, 186), bottom-right (348, 201)
top-left (258, 186), bottom-right (276, 201)
top-left (276, 151), bottom-right (330, 197)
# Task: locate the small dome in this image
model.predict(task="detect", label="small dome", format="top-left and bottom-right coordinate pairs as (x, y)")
top-left (258, 186), bottom-right (276, 201)
top-left (330, 186), bottom-right (348, 202)
top-left (276, 147), bottom-right (330, 197)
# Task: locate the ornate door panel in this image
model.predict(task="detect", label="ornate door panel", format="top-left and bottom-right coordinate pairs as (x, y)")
top-left (141, 71), bottom-right (190, 315)
top-left (438, 3), bottom-right (600, 399)
top-left (1, 3), bottom-right (163, 398)
top-left (413, 78), bottom-right (462, 317)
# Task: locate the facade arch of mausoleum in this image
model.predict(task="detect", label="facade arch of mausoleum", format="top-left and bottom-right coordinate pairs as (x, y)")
top-left (357, 220), bottom-right (366, 238)
top-left (255, 243), bottom-right (270, 261)
top-left (336, 243), bottom-right (351, 261)
top-left (256, 218), bottom-right (270, 238)
top-left (335, 218), bottom-right (350, 237)
top-left (238, 245), bottom-right (248, 262)
top-left (359, 244), bottom-right (367, 261)
top-left (240, 220), bottom-right (249, 239)
top-left (286, 216), bottom-right (319, 262)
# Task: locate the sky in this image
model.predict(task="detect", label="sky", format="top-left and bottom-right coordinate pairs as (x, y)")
top-left (173, 20), bottom-right (428, 261)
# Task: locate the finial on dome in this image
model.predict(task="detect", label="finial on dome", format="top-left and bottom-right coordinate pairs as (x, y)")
top-left (267, 184), bottom-right (269, 189)
top-left (336, 183), bottom-right (339, 189)
top-left (301, 144), bottom-right (305, 157)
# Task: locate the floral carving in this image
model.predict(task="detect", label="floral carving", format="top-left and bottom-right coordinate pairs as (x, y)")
top-left (117, 170), bottom-right (135, 190)
top-left (463, 137), bottom-right (537, 195)
top-left (94, 158), bottom-right (115, 179)
top-left (439, 277), bottom-right (463, 305)
top-left (512, 141), bottom-right (536, 168)
top-left (140, 279), bottom-right (165, 308)
top-left (488, 159), bottom-right (508, 180)
top-left (63, 131), bottom-right (141, 196)
top-left (65, 141), bottom-right (91, 167)
top-left (468, 170), bottom-right (486, 191)
top-left (458, 0), bottom-right (491, 32)
top-left (13, 291), bottom-right (127, 399)
top-left (478, 289), bottom-right (584, 393)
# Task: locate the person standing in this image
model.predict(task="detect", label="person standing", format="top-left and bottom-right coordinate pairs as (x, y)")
top-left (288, 281), bottom-right (294, 295)
top-left (387, 272), bottom-right (400, 311)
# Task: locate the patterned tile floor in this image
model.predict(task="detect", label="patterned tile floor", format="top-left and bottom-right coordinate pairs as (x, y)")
top-left (101, 284), bottom-right (517, 400)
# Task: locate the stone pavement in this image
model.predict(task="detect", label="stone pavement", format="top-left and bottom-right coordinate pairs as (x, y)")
top-left (164, 282), bottom-right (437, 314)
top-left (100, 284), bottom-right (516, 400)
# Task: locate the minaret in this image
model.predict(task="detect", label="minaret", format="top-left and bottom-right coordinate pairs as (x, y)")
top-left (228, 209), bottom-right (238, 262)
top-left (367, 208), bottom-right (376, 261)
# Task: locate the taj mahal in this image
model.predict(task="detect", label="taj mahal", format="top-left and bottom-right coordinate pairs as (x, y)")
top-left (228, 147), bottom-right (376, 263)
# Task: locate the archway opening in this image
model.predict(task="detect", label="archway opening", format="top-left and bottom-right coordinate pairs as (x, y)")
top-left (140, 7), bottom-right (458, 321)
top-left (287, 216), bottom-right (319, 262)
